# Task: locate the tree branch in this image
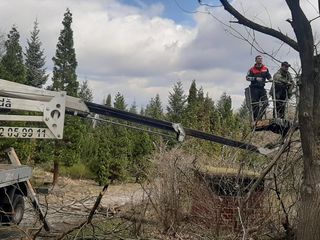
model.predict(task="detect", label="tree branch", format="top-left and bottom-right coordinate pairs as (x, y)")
top-left (218, 0), bottom-right (299, 51)
top-left (244, 123), bottom-right (298, 204)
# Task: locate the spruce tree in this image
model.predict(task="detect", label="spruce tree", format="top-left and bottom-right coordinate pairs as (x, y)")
top-left (79, 80), bottom-right (93, 102)
top-left (202, 93), bottom-right (215, 132)
top-left (88, 124), bottom-right (112, 185)
top-left (216, 92), bottom-right (232, 120)
top-left (216, 92), bottom-right (235, 135)
top-left (0, 33), bottom-right (5, 58)
top-left (52, 8), bottom-right (78, 97)
top-left (25, 19), bottom-right (48, 87)
top-left (197, 87), bottom-right (204, 103)
top-left (105, 94), bottom-right (112, 107)
top-left (167, 81), bottom-right (186, 123)
top-left (113, 92), bottom-right (127, 110)
top-left (110, 92), bottom-right (130, 182)
top-left (238, 100), bottom-right (250, 119)
top-left (51, 8), bottom-right (79, 185)
top-left (130, 131), bottom-right (153, 182)
top-left (140, 107), bottom-right (145, 116)
top-left (0, 26), bottom-right (26, 83)
top-left (187, 79), bottom-right (197, 106)
top-left (129, 101), bottom-right (138, 114)
top-left (184, 80), bottom-right (198, 128)
top-left (145, 94), bottom-right (163, 119)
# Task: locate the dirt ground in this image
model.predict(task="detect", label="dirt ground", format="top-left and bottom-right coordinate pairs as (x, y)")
top-left (1, 169), bottom-right (144, 239)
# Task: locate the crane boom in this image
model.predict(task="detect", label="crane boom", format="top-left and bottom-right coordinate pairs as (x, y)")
top-left (0, 79), bottom-right (273, 155)
top-left (85, 102), bottom-right (262, 153)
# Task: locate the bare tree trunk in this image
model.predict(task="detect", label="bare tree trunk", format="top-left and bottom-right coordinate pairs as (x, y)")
top-left (287, 2), bottom-right (320, 238)
top-left (52, 160), bottom-right (59, 186)
top-left (296, 56), bottom-right (320, 239)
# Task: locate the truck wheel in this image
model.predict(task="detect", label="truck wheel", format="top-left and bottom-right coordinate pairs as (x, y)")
top-left (11, 194), bottom-right (25, 224)
top-left (1, 194), bottom-right (25, 224)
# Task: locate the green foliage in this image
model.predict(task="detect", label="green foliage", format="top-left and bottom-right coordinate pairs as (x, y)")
top-left (129, 101), bottom-right (138, 113)
top-left (60, 162), bottom-right (94, 179)
top-left (187, 79), bottom-right (197, 107)
top-left (0, 26), bottom-right (26, 83)
top-left (109, 125), bottom-right (130, 182)
top-left (25, 19), bottom-right (48, 87)
top-left (215, 92), bottom-right (234, 133)
top-left (0, 138), bottom-right (37, 164)
top-left (184, 80), bottom-right (199, 128)
top-left (114, 92), bottom-right (127, 110)
top-left (79, 80), bottom-right (93, 102)
top-left (145, 94), bottom-right (163, 119)
top-left (33, 139), bottom-right (55, 164)
top-left (105, 94), bottom-right (112, 106)
top-left (87, 124), bottom-right (112, 185)
top-left (167, 81), bottom-right (186, 123)
top-left (62, 117), bottom-right (88, 167)
top-left (52, 8), bottom-right (78, 97)
top-left (140, 107), bottom-right (145, 115)
top-left (129, 131), bottom-right (153, 182)
top-left (238, 100), bottom-right (250, 120)
top-left (0, 33), bottom-right (5, 58)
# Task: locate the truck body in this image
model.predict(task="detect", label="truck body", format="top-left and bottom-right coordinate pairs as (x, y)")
top-left (0, 164), bottom-right (31, 224)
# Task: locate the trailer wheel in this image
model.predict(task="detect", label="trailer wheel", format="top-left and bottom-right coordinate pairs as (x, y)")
top-left (11, 194), bottom-right (25, 224)
top-left (2, 194), bottom-right (25, 224)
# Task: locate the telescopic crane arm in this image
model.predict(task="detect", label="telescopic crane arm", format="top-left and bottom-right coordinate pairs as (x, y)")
top-left (0, 79), bottom-right (272, 155)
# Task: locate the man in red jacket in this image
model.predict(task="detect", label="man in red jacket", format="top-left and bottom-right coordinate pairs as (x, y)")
top-left (246, 55), bottom-right (272, 121)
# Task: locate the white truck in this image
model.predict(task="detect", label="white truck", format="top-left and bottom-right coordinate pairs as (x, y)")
top-left (0, 78), bottom-right (273, 229)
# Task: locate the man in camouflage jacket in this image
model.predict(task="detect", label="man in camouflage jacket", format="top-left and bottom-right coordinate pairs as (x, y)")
top-left (271, 61), bottom-right (294, 119)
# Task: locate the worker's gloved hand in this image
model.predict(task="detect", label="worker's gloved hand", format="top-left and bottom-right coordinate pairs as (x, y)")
top-left (256, 77), bottom-right (263, 82)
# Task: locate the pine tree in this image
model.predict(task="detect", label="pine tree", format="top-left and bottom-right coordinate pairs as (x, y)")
top-left (88, 124), bottom-right (112, 185)
top-left (79, 80), bottom-right (93, 102)
top-left (203, 93), bottom-right (215, 132)
top-left (105, 94), bottom-right (112, 107)
top-left (140, 107), bottom-right (145, 116)
top-left (197, 87), bottom-right (204, 103)
top-left (113, 92), bottom-right (127, 110)
top-left (216, 92), bottom-right (235, 136)
top-left (184, 80), bottom-right (198, 128)
top-left (216, 92), bottom-right (232, 120)
top-left (0, 33), bottom-right (5, 58)
top-left (187, 79), bottom-right (197, 107)
top-left (25, 19), bottom-right (48, 87)
top-left (51, 8), bottom-right (79, 185)
top-left (167, 81), bottom-right (186, 123)
top-left (145, 94), bottom-right (163, 119)
top-left (238, 100), bottom-right (250, 120)
top-left (235, 100), bottom-right (251, 138)
top-left (108, 91), bottom-right (130, 182)
top-left (130, 131), bottom-right (153, 182)
top-left (0, 26), bottom-right (26, 83)
top-left (52, 8), bottom-right (78, 97)
top-left (129, 101), bottom-right (138, 114)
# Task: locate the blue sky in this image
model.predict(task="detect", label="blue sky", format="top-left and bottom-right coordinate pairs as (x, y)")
top-left (119, 0), bottom-right (225, 24)
top-left (120, 0), bottom-right (204, 26)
